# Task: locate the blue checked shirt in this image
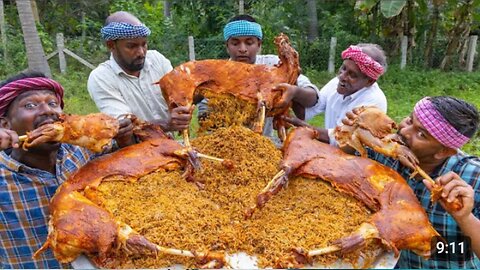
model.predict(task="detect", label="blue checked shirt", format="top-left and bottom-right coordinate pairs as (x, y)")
top-left (0, 144), bottom-right (99, 269)
top-left (366, 148), bottom-right (480, 269)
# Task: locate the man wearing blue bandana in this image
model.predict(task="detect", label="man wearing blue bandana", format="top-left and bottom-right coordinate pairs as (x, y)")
top-left (198, 15), bottom-right (320, 139)
top-left (88, 11), bottom-right (192, 132)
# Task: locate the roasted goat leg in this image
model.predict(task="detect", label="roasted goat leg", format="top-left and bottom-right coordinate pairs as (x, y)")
top-left (21, 113), bottom-right (119, 152)
top-left (33, 136), bottom-right (233, 267)
top-left (33, 187), bottom-right (231, 268)
top-left (275, 223), bottom-right (380, 268)
top-left (277, 127), bottom-right (439, 266)
top-left (250, 127), bottom-right (440, 268)
top-left (335, 106), bottom-right (462, 211)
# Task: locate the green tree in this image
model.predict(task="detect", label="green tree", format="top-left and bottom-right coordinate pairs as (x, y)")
top-left (16, 0), bottom-right (51, 77)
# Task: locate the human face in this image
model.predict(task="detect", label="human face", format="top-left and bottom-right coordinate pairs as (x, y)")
top-left (397, 113), bottom-right (445, 162)
top-left (226, 36), bottom-right (262, 64)
top-left (336, 59), bottom-right (374, 96)
top-left (109, 37), bottom-right (148, 75)
top-left (5, 90), bottom-right (62, 136)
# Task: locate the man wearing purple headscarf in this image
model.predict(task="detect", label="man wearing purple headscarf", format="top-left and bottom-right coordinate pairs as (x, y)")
top-left (344, 96), bottom-right (480, 269)
top-left (0, 71), bottom-right (135, 268)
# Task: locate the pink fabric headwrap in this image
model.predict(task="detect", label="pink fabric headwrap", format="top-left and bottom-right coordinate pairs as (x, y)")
top-left (0, 77), bottom-right (64, 116)
top-left (341, 45), bottom-right (384, 80)
top-left (414, 97), bottom-right (469, 149)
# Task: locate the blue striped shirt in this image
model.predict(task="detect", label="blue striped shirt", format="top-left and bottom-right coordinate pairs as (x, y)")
top-left (0, 144), bottom-right (97, 269)
top-left (367, 148), bottom-right (480, 269)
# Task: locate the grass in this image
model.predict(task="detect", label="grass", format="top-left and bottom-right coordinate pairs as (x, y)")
top-left (52, 66), bottom-right (480, 156)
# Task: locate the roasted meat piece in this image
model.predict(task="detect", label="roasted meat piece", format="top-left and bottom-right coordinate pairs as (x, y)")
top-left (22, 113), bottom-right (119, 152)
top-left (158, 33), bottom-right (300, 143)
top-left (32, 114), bottom-right (236, 267)
top-left (335, 106), bottom-right (462, 211)
top-left (248, 127), bottom-right (440, 267)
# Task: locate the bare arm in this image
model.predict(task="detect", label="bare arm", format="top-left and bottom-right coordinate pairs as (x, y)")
top-left (152, 105), bottom-right (194, 132)
top-left (0, 128), bottom-right (20, 150)
top-left (281, 116), bottom-right (330, 143)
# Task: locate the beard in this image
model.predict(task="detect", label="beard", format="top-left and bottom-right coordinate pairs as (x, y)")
top-left (123, 58), bottom-right (145, 72)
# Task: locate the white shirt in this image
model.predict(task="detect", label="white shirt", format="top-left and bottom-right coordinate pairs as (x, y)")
top-left (87, 50), bottom-right (173, 122)
top-left (198, 54), bottom-right (320, 138)
top-left (305, 76), bottom-right (387, 144)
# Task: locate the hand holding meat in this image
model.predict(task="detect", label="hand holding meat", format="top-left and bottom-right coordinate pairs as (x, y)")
top-left (425, 171), bottom-right (474, 217)
top-left (337, 106), bottom-right (462, 211)
top-left (113, 117), bottom-right (135, 147)
top-left (163, 105), bottom-right (194, 132)
top-left (272, 83), bottom-right (298, 110)
top-left (0, 128), bottom-right (20, 150)
top-left (337, 106), bottom-right (419, 170)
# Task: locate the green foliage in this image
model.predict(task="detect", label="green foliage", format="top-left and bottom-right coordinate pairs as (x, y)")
top-left (53, 71), bottom-right (98, 115)
top-left (380, 0), bottom-right (407, 18)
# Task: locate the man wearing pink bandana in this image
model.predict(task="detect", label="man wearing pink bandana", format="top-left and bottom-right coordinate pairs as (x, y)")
top-left (345, 96), bottom-right (480, 268)
top-left (304, 43), bottom-right (388, 145)
top-left (0, 72), bottom-right (135, 268)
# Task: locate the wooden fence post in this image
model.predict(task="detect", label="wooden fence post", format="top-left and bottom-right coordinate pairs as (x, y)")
top-left (56, 33), bottom-right (67, 74)
top-left (80, 11), bottom-right (86, 53)
top-left (400, 36), bottom-right (408, 69)
top-left (163, 0), bottom-right (171, 18)
top-left (328, 37), bottom-right (337, 73)
top-left (466, 35), bottom-right (477, 72)
top-left (0, 0), bottom-right (6, 61)
top-left (239, 0), bottom-right (244, 14)
top-left (188, 36), bottom-right (195, 61)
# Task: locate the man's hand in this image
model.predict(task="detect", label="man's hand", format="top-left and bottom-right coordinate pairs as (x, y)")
top-left (164, 105), bottom-right (194, 132)
top-left (114, 117), bottom-right (135, 147)
top-left (281, 115), bottom-right (330, 143)
top-left (341, 107), bottom-right (362, 126)
top-left (282, 115), bottom-right (312, 129)
top-left (273, 83), bottom-right (299, 110)
top-left (424, 171), bottom-right (474, 220)
top-left (0, 128), bottom-right (20, 150)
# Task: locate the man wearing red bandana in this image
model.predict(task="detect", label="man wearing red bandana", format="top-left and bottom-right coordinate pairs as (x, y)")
top-left (344, 96), bottom-right (480, 268)
top-left (0, 72), bottom-right (135, 268)
top-left (304, 43), bottom-right (388, 145)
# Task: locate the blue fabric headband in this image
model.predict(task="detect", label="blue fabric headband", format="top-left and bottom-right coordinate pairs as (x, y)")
top-left (101, 22), bottom-right (151, 41)
top-left (223, 20), bottom-right (263, 41)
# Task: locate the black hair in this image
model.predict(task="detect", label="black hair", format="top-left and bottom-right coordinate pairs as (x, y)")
top-left (0, 71), bottom-right (47, 117)
top-left (228, 14), bottom-right (257, 23)
top-left (0, 71), bottom-right (46, 88)
top-left (430, 96), bottom-right (479, 138)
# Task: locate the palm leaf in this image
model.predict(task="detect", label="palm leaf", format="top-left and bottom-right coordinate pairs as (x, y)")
top-left (380, 0), bottom-right (407, 18)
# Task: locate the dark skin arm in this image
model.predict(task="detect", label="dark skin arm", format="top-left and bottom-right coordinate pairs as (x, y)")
top-left (0, 128), bottom-right (20, 150)
top-left (339, 108), bottom-right (362, 154)
top-left (114, 118), bottom-right (135, 148)
top-left (153, 105), bottom-right (194, 132)
top-left (281, 116), bottom-right (330, 143)
top-left (424, 172), bottom-right (480, 258)
top-left (273, 83), bottom-right (318, 119)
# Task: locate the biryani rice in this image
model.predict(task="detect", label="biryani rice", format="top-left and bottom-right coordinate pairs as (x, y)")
top-left (198, 92), bottom-right (258, 134)
top-left (95, 125), bottom-right (375, 268)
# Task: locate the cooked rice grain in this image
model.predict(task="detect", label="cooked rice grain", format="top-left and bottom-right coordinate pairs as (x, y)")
top-left (96, 126), bottom-right (374, 268)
